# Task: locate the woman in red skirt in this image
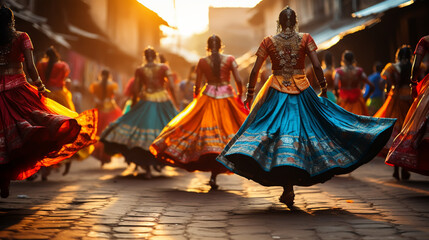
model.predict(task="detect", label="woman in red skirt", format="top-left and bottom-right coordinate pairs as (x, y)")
top-left (0, 6), bottom-right (97, 198)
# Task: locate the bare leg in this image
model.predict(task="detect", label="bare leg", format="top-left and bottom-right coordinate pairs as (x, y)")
top-left (279, 184), bottom-right (295, 207)
top-left (62, 161), bottom-right (72, 176)
top-left (0, 178), bottom-right (10, 198)
top-left (393, 165), bottom-right (400, 180)
top-left (401, 167), bottom-right (410, 180)
top-left (143, 165), bottom-right (152, 179)
top-left (41, 167), bottom-right (51, 181)
top-left (209, 172), bottom-right (219, 190)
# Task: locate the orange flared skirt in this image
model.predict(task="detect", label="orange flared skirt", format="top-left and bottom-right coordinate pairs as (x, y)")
top-left (150, 84), bottom-right (248, 173)
top-left (337, 88), bottom-right (368, 116)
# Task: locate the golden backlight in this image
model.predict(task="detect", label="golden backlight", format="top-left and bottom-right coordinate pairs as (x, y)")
top-left (137, 0), bottom-right (262, 37)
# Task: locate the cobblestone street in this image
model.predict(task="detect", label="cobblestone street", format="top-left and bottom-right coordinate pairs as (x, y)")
top-left (1, 157), bottom-right (429, 240)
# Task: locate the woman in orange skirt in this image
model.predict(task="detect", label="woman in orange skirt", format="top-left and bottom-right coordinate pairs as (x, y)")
top-left (335, 51), bottom-right (374, 115)
top-left (150, 35), bottom-right (248, 189)
top-left (386, 36), bottom-right (429, 177)
top-left (374, 45), bottom-right (413, 180)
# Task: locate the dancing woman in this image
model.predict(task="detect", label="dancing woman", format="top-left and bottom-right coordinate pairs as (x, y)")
top-left (374, 46), bottom-right (413, 179)
top-left (101, 47), bottom-right (178, 178)
top-left (150, 35), bottom-right (248, 189)
top-left (0, 6), bottom-right (97, 197)
top-left (37, 46), bottom-right (74, 110)
top-left (89, 70), bottom-right (122, 165)
top-left (335, 51), bottom-right (374, 115)
top-left (217, 7), bottom-right (396, 207)
top-left (386, 36), bottom-right (429, 176)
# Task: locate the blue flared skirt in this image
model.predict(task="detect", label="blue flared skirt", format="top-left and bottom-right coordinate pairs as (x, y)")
top-left (217, 87), bottom-right (396, 186)
top-left (101, 99), bottom-right (177, 166)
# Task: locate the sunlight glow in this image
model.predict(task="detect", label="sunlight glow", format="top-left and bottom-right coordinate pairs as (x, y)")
top-left (137, 0), bottom-right (262, 36)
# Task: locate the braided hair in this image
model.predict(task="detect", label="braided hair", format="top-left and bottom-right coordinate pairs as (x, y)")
top-left (207, 35), bottom-right (221, 79)
top-left (395, 45), bottom-right (412, 86)
top-left (277, 6), bottom-right (297, 33)
top-left (0, 6), bottom-right (16, 46)
top-left (45, 46), bottom-right (60, 83)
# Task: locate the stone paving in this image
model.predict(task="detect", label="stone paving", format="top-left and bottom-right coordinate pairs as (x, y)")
top-left (0, 157), bottom-right (429, 239)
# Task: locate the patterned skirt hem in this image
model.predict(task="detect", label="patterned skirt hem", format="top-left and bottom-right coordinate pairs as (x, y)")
top-left (217, 118), bottom-right (394, 186)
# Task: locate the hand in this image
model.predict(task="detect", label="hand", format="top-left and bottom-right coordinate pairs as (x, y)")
top-left (244, 96), bottom-right (253, 110)
top-left (38, 87), bottom-right (48, 98)
top-left (318, 90), bottom-right (327, 98)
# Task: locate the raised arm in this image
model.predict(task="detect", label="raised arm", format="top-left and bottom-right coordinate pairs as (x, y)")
top-left (308, 51), bottom-right (327, 98)
top-left (244, 56), bottom-right (265, 109)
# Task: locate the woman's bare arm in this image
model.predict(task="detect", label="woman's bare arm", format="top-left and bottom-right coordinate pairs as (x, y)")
top-left (231, 63), bottom-right (243, 96)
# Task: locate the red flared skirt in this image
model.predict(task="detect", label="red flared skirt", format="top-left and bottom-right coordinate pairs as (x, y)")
top-left (386, 74), bottom-right (429, 175)
top-left (0, 75), bottom-right (97, 180)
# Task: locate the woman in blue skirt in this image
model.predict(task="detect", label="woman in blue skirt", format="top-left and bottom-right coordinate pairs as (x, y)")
top-left (101, 47), bottom-right (178, 178)
top-left (217, 7), bottom-right (396, 207)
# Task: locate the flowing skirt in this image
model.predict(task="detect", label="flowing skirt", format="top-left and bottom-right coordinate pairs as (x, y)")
top-left (0, 77), bottom-right (97, 180)
top-left (46, 87), bottom-right (76, 111)
top-left (101, 97), bottom-right (177, 167)
top-left (374, 86), bottom-right (413, 156)
top-left (337, 88), bottom-right (368, 115)
top-left (217, 86), bottom-right (396, 186)
top-left (150, 86), bottom-right (248, 173)
top-left (386, 75), bottom-right (429, 175)
top-left (327, 90), bottom-right (337, 104)
top-left (92, 101), bottom-right (123, 164)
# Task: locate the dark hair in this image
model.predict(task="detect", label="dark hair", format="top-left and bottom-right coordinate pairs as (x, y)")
top-left (159, 54), bottom-right (166, 64)
top-left (207, 35), bottom-right (221, 79)
top-left (396, 45), bottom-right (412, 85)
top-left (277, 6), bottom-right (297, 32)
top-left (373, 61), bottom-right (383, 73)
top-left (100, 69), bottom-right (110, 101)
top-left (0, 6), bottom-right (16, 45)
top-left (45, 46), bottom-right (60, 82)
top-left (342, 50), bottom-right (355, 65)
top-left (144, 47), bottom-right (156, 62)
top-left (324, 52), bottom-right (333, 68)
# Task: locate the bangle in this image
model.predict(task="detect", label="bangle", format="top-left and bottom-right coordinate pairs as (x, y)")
top-left (246, 83), bottom-right (255, 90)
top-left (34, 78), bottom-right (43, 87)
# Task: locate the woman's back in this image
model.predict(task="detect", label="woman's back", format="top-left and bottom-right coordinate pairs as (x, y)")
top-left (136, 63), bottom-right (170, 93)
top-left (336, 66), bottom-right (364, 89)
top-left (197, 54), bottom-right (237, 85)
top-left (256, 32), bottom-right (317, 73)
top-left (0, 32), bottom-right (32, 69)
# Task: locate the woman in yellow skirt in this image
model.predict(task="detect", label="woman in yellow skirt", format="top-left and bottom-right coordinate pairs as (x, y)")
top-left (150, 35), bottom-right (248, 189)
